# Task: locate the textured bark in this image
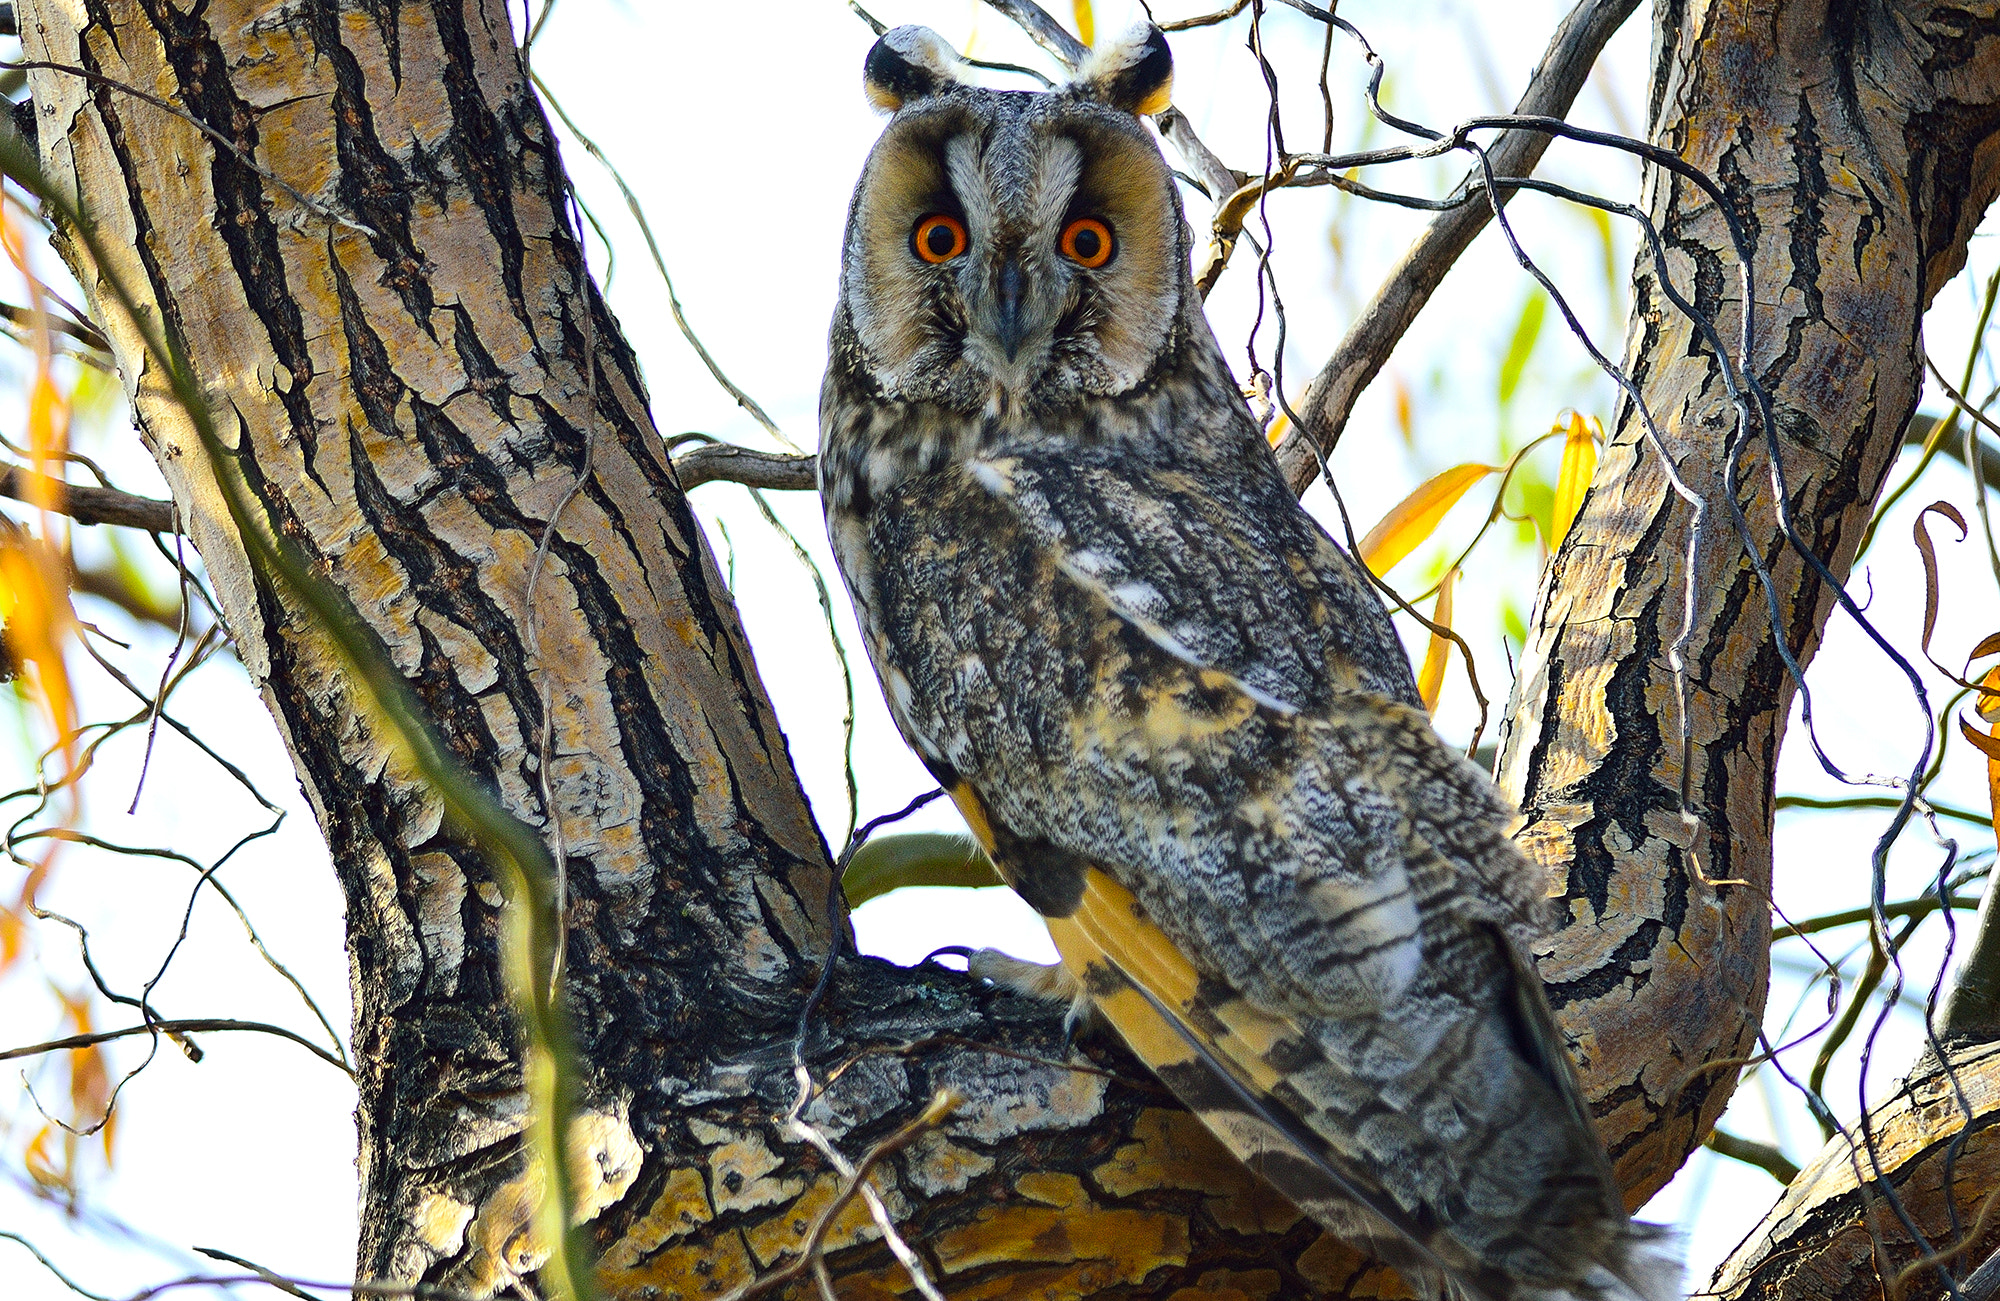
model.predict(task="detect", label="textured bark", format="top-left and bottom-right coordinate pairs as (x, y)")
top-left (1494, 0), bottom-right (2000, 1211)
top-left (14, 0), bottom-right (2000, 1298)
top-left (1712, 1043), bottom-right (2000, 1300)
top-left (11, 1), bottom-right (1393, 1295)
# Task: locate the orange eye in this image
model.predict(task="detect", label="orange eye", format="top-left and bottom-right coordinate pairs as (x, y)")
top-left (1060, 217), bottom-right (1115, 268)
top-left (912, 214), bottom-right (968, 264)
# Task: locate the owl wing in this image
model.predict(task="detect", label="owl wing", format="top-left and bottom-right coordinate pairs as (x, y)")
top-left (982, 438), bottom-right (1424, 714)
top-left (863, 452), bottom-right (1662, 1301)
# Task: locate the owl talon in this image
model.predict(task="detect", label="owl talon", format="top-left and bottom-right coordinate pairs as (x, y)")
top-left (965, 948), bottom-right (1079, 1002)
top-left (963, 949), bottom-right (1096, 1039)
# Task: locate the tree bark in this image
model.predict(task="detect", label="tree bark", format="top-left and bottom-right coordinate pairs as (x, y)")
top-left (13, 1), bottom-right (1367, 1295)
top-left (1494, 0), bottom-right (2000, 1212)
top-left (15, 0), bottom-right (2000, 1298)
top-left (1712, 1042), bottom-right (2000, 1301)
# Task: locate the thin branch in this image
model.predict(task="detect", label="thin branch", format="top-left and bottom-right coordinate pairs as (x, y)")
top-left (0, 1231), bottom-right (115, 1301)
top-left (1706, 1129), bottom-right (1802, 1185)
top-left (978, 0), bottom-right (1087, 65)
top-left (1773, 894), bottom-right (1983, 942)
top-left (1160, 1), bottom-right (1252, 31)
top-left (0, 1005), bottom-right (359, 1081)
top-left (193, 1249), bottom-right (320, 1301)
top-left (1273, 0), bottom-right (1642, 494)
top-left (672, 444), bottom-right (818, 492)
top-left (1777, 792), bottom-right (1990, 830)
top-left (530, 70), bottom-right (799, 452)
top-left (0, 300), bottom-right (111, 352)
top-left (725, 1091), bottom-right (963, 1301)
top-left (0, 465), bottom-right (177, 531)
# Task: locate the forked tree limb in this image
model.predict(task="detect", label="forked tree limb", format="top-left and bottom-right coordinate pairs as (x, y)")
top-left (18, 0), bottom-right (2000, 1298)
top-left (1493, 0), bottom-right (2000, 1231)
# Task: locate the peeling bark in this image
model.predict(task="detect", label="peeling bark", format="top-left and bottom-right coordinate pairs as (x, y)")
top-left (15, 0), bottom-right (2000, 1298)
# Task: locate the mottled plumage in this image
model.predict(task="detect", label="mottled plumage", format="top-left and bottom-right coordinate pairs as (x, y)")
top-left (820, 24), bottom-right (1678, 1301)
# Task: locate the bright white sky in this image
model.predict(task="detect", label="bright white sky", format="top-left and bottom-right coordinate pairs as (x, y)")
top-left (4, 1), bottom-right (1999, 1297)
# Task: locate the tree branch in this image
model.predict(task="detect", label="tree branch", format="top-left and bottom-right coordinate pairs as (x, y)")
top-left (671, 444), bottom-right (818, 492)
top-left (1274, 0), bottom-right (1641, 494)
top-left (0, 1017), bottom-right (350, 1075)
top-left (0, 465), bottom-right (176, 531)
top-left (1714, 1042), bottom-right (2000, 1299)
top-left (1708, 1129), bottom-right (1803, 1185)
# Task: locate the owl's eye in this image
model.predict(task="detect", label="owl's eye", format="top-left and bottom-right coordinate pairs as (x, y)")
top-left (912, 214), bottom-right (968, 264)
top-left (1060, 218), bottom-right (1115, 269)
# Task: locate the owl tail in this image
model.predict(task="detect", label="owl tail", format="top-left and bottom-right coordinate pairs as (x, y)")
top-left (1430, 1224), bottom-right (1679, 1301)
top-left (1601, 1222), bottom-right (1685, 1301)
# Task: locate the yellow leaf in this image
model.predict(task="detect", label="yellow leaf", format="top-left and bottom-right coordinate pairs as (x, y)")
top-left (1417, 568), bottom-right (1458, 714)
top-left (1980, 666), bottom-right (2000, 726)
top-left (1359, 463), bottom-right (1496, 576)
top-left (0, 534), bottom-right (80, 777)
top-left (1975, 704), bottom-right (2000, 864)
top-left (1548, 412), bottom-right (1600, 551)
top-left (1073, 0), bottom-right (1094, 48)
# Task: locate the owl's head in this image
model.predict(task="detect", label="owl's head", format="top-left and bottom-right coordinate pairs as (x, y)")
top-left (837, 25), bottom-right (1186, 412)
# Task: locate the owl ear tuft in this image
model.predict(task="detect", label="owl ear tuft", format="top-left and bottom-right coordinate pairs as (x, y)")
top-left (864, 26), bottom-right (964, 112)
top-left (1071, 24), bottom-right (1173, 116)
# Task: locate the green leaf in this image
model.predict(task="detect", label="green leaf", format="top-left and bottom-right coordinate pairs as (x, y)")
top-left (842, 832), bottom-right (1003, 909)
top-left (1498, 292), bottom-right (1546, 407)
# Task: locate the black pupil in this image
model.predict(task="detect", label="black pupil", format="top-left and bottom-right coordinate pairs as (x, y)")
top-left (925, 223), bottom-right (956, 257)
top-left (1072, 226), bottom-right (1102, 260)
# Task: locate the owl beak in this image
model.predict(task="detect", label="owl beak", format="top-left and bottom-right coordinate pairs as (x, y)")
top-left (993, 259), bottom-right (1028, 361)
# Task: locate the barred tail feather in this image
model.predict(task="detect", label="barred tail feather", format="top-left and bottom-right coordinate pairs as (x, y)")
top-left (1608, 1222), bottom-right (1684, 1301)
top-left (1047, 866), bottom-right (1686, 1301)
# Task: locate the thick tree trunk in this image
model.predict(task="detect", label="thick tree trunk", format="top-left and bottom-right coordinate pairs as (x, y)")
top-left (16, 0), bottom-right (2000, 1297)
top-left (14, 1), bottom-right (1361, 1295)
top-left (1495, 0), bottom-right (2000, 1212)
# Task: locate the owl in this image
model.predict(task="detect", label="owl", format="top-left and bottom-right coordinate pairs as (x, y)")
top-left (819, 23), bottom-right (1679, 1301)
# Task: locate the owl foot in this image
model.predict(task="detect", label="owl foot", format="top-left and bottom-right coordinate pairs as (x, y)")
top-left (956, 948), bottom-right (1095, 1043)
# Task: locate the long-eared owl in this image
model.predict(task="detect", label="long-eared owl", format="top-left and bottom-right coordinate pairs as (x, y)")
top-left (818, 23), bottom-right (1679, 1301)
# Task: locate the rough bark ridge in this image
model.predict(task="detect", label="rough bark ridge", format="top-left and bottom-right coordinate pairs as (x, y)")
top-left (1495, 0), bottom-right (2000, 1209)
top-left (15, 0), bottom-right (847, 1287)
top-left (15, 0), bottom-right (2000, 1297)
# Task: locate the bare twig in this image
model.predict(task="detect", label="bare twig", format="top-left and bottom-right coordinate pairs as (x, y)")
top-left (979, 0), bottom-right (1086, 64)
top-left (0, 300), bottom-right (110, 352)
top-left (0, 1017), bottom-right (353, 1075)
top-left (0, 1231), bottom-right (115, 1301)
top-left (1160, 1), bottom-right (1252, 31)
top-left (725, 1091), bottom-right (963, 1301)
top-left (672, 444), bottom-right (818, 492)
top-left (1274, 0), bottom-right (1642, 494)
top-left (1774, 894), bottom-right (1983, 942)
top-left (1706, 1129), bottom-right (1802, 1185)
top-left (0, 465), bottom-right (176, 531)
top-left (530, 70), bottom-right (799, 452)
top-left (193, 1248), bottom-right (321, 1301)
